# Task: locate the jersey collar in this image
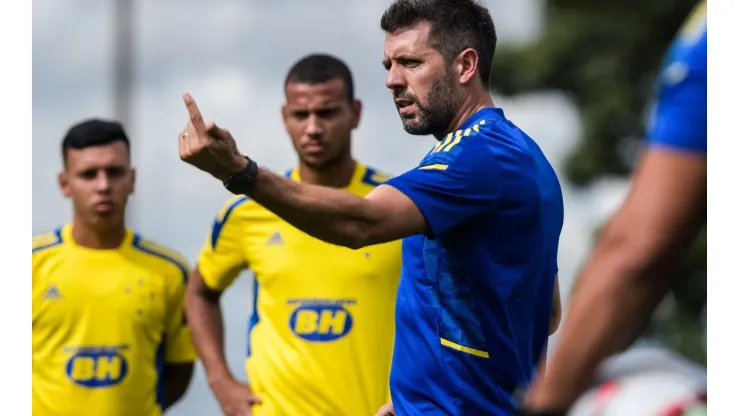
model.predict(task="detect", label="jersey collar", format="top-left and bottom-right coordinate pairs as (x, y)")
top-left (288, 161), bottom-right (367, 190)
top-left (460, 106), bottom-right (506, 130)
top-left (62, 223), bottom-right (134, 253)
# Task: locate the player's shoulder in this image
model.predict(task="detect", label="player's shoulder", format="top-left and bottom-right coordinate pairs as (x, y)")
top-left (215, 194), bottom-right (257, 222)
top-left (209, 193), bottom-right (273, 247)
top-left (129, 233), bottom-right (190, 284)
top-left (662, 2), bottom-right (706, 78)
top-left (32, 227), bottom-right (65, 258)
top-left (359, 164), bottom-right (393, 188)
top-left (418, 109), bottom-right (513, 169)
top-left (675, 1), bottom-right (706, 50)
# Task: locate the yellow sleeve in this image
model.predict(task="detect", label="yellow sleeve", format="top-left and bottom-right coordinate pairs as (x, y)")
top-left (164, 261), bottom-right (197, 364)
top-left (32, 229), bottom-right (64, 316)
top-left (197, 196), bottom-right (250, 291)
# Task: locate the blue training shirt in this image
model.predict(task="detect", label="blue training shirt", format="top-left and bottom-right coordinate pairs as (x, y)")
top-left (646, 0), bottom-right (706, 154)
top-left (385, 107), bottom-right (564, 415)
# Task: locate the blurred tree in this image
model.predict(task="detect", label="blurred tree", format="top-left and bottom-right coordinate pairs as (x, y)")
top-left (490, 0), bottom-right (706, 364)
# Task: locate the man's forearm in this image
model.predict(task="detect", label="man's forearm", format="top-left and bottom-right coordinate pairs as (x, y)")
top-left (186, 291), bottom-right (234, 385)
top-left (247, 167), bottom-right (377, 248)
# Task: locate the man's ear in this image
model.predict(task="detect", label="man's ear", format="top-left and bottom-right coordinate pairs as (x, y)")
top-left (456, 48), bottom-right (480, 86)
top-left (351, 99), bottom-right (363, 129)
top-left (59, 171), bottom-right (71, 197)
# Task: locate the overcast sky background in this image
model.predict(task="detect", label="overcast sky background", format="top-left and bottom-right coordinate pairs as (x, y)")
top-left (32, 0), bottom-right (629, 414)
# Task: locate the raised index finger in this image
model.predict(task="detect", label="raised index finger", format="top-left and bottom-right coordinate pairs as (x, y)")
top-left (183, 93), bottom-right (207, 136)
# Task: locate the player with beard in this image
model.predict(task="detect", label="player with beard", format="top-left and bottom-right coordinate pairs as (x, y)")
top-left (176, 1), bottom-right (564, 414)
top-left (185, 54), bottom-right (402, 416)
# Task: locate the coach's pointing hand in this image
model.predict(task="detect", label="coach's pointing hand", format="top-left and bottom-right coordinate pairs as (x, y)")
top-left (179, 93), bottom-right (248, 182)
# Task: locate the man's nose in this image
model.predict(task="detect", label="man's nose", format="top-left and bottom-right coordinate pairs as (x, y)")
top-left (305, 114), bottom-right (324, 137)
top-left (94, 172), bottom-right (112, 193)
top-left (385, 65), bottom-right (406, 90)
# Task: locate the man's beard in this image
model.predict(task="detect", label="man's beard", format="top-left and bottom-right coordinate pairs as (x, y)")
top-left (399, 69), bottom-right (461, 136)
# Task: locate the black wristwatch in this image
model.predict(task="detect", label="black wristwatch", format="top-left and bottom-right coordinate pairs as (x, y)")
top-left (223, 156), bottom-right (258, 195)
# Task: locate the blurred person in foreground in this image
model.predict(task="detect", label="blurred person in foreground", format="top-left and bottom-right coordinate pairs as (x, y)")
top-left (522, 2), bottom-right (707, 414)
top-left (32, 119), bottom-right (196, 415)
top-left (176, 0), bottom-right (564, 414)
top-left (185, 54), bottom-right (402, 416)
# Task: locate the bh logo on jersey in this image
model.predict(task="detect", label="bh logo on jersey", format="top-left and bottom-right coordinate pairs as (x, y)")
top-left (288, 298), bottom-right (355, 342)
top-left (65, 345), bottom-right (129, 388)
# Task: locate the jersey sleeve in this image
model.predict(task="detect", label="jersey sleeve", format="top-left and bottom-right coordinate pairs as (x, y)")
top-left (646, 26), bottom-right (706, 153)
top-left (384, 137), bottom-right (503, 238)
top-left (197, 196), bottom-right (250, 291)
top-left (164, 262), bottom-right (197, 364)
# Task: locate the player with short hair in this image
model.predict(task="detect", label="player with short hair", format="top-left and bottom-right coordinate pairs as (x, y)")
top-left (185, 54), bottom-right (402, 416)
top-left (176, 0), bottom-right (563, 414)
top-left (32, 119), bottom-right (196, 416)
top-left (522, 2), bottom-right (707, 414)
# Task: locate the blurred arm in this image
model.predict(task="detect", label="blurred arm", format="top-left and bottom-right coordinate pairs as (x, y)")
top-left (248, 167), bottom-right (427, 249)
top-left (526, 148), bottom-right (706, 410)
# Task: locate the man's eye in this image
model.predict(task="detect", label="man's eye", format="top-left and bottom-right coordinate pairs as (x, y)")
top-left (316, 109), bottom-right (337, 119)
top-left (400, 59), bottom-right (421, 68)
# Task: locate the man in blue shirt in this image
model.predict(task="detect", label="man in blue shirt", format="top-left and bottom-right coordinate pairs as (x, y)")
top-left (176, 0), bottom-right (563, 414)
top-left (523, 2), bottom-right (707, 414)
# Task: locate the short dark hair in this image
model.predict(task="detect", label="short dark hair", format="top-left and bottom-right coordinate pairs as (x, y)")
top-left (380, 0), bottom-right (497, 89)
top-left (284, 54), bottom-right (355, 101)
top-left (61, 118), bottom-right (130, 164)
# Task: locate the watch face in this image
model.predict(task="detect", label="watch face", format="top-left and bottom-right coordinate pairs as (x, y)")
top-left (225, 165), bottom-right (255, 195)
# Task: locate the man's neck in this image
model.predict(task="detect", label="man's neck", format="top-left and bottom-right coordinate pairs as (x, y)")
top-left (298, 156), bottom-right (357, 188)
top-left (434, 90), bottom-right (495, 141)
top-left (71, 217), bottom-right (126, 250)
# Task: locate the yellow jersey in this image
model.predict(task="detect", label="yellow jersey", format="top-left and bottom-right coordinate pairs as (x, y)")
top-left (32, 224), bottom-right (197, 416)
top-left (197, 162), bottom-right (402, 416)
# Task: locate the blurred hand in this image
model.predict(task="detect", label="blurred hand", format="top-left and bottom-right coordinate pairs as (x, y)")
top-left (375, 401), bottom-right (395, 416)
top-left (178, 93), bottom-right (248, 182)
top-left (211, 377), bottom-right (262, 416)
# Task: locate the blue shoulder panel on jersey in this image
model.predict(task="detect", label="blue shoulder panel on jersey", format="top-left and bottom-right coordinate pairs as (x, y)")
top-left (210, 196), bottom-right (249, 251)
top-left (131, 235), bottom-right (189, 283)
top-left (418, 122), bottom-right (487, 169)
top-left (32, 227), bottom-right (63, 253)
top-left (646, 4), bottom-right (706, 153)
top-left (361, 167), bottom-right (387, 187)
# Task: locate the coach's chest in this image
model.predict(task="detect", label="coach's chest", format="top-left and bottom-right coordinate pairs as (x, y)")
top-left (33, 255), bottom-right (167, 338)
